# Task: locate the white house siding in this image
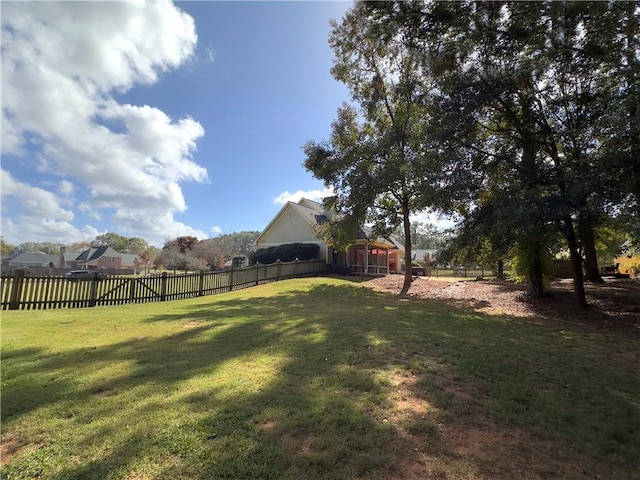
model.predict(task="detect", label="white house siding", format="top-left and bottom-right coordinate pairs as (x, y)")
top-left (255, 199), bottom-right (402, 269)
top-left (256, 205), bottom-right (329, 261)
top-left (259, 206), bottom-right (318, 243)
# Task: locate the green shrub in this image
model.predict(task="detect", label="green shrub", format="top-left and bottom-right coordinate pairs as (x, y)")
top-left (250, 243), bottom-right (320, 265)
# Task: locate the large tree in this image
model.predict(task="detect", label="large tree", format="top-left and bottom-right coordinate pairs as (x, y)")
top-left (210, 231), bottom-right (260, 261)
top-left (191, 239), bottom-right (225, 270)
top-left (15, 241), bottom-right (66, 254)
top-left (349, 0), bottom-right (639, 306)
top-left (93, 232), bottom-right (149, 254)
top-left (1, 238), bottom-right (16, 255)
top-left (304, 1), bottom-right (443, 296)
top-left (397, 0), bottom-right (639, 306)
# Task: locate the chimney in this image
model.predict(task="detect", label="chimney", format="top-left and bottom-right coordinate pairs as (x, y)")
top-left (59, 247), bottom-right (66, 268)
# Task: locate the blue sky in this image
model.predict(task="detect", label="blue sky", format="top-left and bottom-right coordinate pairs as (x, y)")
top-left (1, 1), bottom-right (353, 247)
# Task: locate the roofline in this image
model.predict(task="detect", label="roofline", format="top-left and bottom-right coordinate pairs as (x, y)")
top-left (255, 202), bottom-right (296, 245)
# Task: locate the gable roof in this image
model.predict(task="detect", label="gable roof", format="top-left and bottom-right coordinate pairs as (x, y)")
top-left (75, 246), bottom-right (120, 262)
top-left (5, 252), bottom-right (58, 266)
top-left (411, 249), bottom-right (439, 261)
top-left (60, 250), bottom-right (84, 262)
top-left (118, 253), bottom-right (140, 267)
top-left (358, 225), bottom-right (402, 250)
top-left (256, 197), bottom-right (403, 251)
top-left (255, 199), bottom-right (327, 245)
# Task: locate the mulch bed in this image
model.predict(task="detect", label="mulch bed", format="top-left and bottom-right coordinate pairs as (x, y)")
top-left (362, 275), bottom-right (640, 331)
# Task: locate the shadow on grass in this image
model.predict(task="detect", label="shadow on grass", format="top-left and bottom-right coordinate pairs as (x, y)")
top-left (2, 280), bottom-right (639, 479)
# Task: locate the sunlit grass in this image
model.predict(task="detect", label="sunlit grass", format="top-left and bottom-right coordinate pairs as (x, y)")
top-left (1, 277), bottom-right (638, 479)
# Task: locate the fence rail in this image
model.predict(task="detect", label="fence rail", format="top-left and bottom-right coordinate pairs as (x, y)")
top-left (0, 260), bottom-right (326, 311)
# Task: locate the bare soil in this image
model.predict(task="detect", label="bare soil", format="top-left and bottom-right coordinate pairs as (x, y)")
top-left (363, 275), bottom-right (640, 330)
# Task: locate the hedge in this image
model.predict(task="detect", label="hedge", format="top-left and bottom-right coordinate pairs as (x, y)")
top-left (250, 243), bottom-right (320, 265)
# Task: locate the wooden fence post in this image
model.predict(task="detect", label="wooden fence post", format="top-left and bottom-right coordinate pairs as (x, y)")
top-left (129, 277), bottom-right (137, 303)
top-left (161, 272), bottom-right (168, 301)
top-left (89, 273), bottom-right (100, 307)
top-left (229, 268), bottom-right (234, 292)
top-left (198, 270), bottom-right (205, 296)
top-left (255, 263), bottom-right (259, 286)
top-left (9, 269), bottom-right (25, 310)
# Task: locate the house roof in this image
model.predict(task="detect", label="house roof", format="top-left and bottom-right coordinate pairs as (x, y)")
top-left (255, 199), bottom-right (325, 245)
top-left (119, 253), bottom-right (139, 267)
top-left (63, 250), bottom-right (84, 261)
top-left (2, 248), bottom-right (140, 268)
top-left (411, 249), bottom-right (439, 261)
top-left (356, 226), bottom-right (402, 249)
top-left (75, 246), bottom-right (120, 262)
top-left (256, 197), bottom-right (403, 251)
top-left (6, 252), bottom-right (58, 265)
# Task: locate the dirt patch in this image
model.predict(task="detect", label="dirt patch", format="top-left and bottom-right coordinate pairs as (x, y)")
top-left (0, 437), bottom-right (41, 467)
top-left (363, 275), bottom-right (640, 331)
top-left (379, 370), bottom-right (598, 480)
top-left (0, 438), bottom-right (18, 466)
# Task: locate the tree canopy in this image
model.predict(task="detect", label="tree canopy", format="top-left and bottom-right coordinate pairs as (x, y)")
top-left (319, 1), bottom-right (638, 307)
top-left (155, 232), bottom-right (260, 272)
top-left (304, 1), bottom-right (447, 295)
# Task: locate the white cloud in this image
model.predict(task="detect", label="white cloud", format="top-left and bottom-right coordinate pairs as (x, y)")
top-left (1, 169), bottom-right (74, 222)
top-left (1, 169), bottom-right (102, 245)
top-left (1, 0), bottom-right (207, 246)
top-left (210, 226), bottom-right (223, 235)
top-left (274, 187), bottom-right (334, 205)
top-left (58, 180), bottom-right (75, 196)
top-left (203, 46), bottom-right (216, 64)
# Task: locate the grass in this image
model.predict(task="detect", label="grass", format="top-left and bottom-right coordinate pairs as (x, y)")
top-left (1, 277), bottom-right (639, 479)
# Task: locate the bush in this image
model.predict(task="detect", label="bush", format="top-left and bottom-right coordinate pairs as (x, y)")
top-left (250, 243), bottom-right (320, 265)
top-left (231, 255), bottom-right (248, 269)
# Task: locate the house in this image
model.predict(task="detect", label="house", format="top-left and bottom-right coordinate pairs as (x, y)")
top-left (255, 198), bottom-right (404, 275)
top-left (2, 246), bottom-right (139, 274)
top-left (4, 252), bottom-right (60, 269)
top-left (73, 246), bottom-right (138, 270)
top-left (411, 249), bottom-right (439, 265)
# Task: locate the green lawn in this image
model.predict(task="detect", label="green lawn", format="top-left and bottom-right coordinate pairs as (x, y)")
top-left (1, 277), bottom-right (638, 479)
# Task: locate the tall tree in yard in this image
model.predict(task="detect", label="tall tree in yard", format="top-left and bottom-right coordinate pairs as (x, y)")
top-left (304, 2), bottom-right (443, 296)
top-left (1, 238), bottom-right (15, 255)
top-left (135, 247), bottom-right (158, 275)
top-left (191, 239), bottom-right (225, 270)
top-left (408, 1), bottom-right (639, 307)
top-left (163, 236), bottom-right (200, 254)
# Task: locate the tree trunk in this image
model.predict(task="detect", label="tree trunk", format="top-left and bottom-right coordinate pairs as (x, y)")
top-left (400, 200), bottom-right (413, 297)
top-left (528, 244), bottom-right (545, 299)
top-left (563, 216), bottom-right (588, 308)
top-left (495, 259), bottom-right (504, 279)
top-left (580, 220), bottom-right (604, 283)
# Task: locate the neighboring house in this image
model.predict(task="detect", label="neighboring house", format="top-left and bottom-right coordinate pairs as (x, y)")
top-left (119, 253), bottom-right (140, 269)
top-left (2, 247), bottom-right (139, 274)
top-left (57, 249), bottom-right (86, 268)
top-left (255, 198), bottom-right (404, 275)
top-left (74, 246), bottom-right (138, 270)
top-left (4, 252), bottom-right (59, 269)
top-left (411, 249), bottom-right (439, 265)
